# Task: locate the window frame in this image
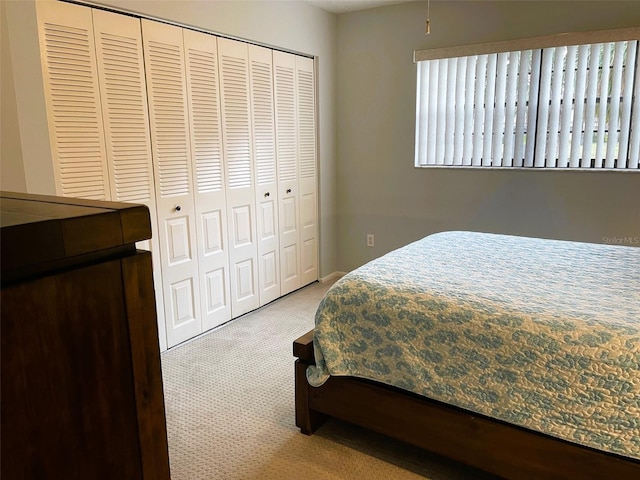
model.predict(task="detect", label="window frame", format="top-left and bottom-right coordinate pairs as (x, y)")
top-left (413, 27), bottom-right (640, 171)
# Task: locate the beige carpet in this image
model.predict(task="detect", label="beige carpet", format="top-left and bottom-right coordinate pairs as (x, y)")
top-left (160, 281), bottom-right (498, 480)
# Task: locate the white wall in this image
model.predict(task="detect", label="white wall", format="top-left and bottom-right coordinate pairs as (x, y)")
top-left (2, 0), bottom-right (339, 278)
top-left (336, 0), bottom-right (640, 272)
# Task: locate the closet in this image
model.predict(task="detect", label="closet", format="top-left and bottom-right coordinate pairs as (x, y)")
top-left (34, 1), bottom-right (318, 350)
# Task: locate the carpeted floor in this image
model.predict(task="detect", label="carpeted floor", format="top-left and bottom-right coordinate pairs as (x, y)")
top-left (160, 281), bottom-right (498, 480)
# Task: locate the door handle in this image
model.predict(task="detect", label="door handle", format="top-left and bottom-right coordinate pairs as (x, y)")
top-left (286, 188), bottom-right (292, 194)
top-left (264, 192), bottom-right (270, 197)
top-left (174, 205), bottom-right (181, 212)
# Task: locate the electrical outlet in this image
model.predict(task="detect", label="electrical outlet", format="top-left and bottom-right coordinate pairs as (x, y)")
top-left (367, 234), bottom-right (374, 247)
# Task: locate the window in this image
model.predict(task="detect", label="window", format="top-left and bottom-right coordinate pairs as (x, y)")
top-left (414, 28), bottom-right (640, 169)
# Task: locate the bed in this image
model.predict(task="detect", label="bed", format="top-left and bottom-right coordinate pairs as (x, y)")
top-left (293, 231), bottom-right (640, 479)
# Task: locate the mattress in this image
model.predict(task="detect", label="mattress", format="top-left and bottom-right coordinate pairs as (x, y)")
top-left (307, 231), bottom-right (640, 459)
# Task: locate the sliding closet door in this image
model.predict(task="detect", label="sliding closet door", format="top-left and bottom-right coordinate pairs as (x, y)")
top-left (142, 20), bottom-right (201, 348)
top-left (296, 56), bottom-right (319, 286)
top-left (35, 1), bottom-right (110, 200)
top-left (274, 51), bottom-right (300, 295)
top-left (92, 9), bottom-right (167, 351)
top-left (183, 29), bottom-right (232, 330)
top-left (218, 38), bottom-right (260, 317)
top-left (249, 45), bottom-right (281, 306)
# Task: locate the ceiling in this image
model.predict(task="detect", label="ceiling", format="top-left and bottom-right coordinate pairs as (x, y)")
top-left (302, 0), bottom-right (413, 14)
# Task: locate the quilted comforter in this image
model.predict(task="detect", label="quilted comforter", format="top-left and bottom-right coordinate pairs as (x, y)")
top-left (307, 231), bottom-right (640, 459)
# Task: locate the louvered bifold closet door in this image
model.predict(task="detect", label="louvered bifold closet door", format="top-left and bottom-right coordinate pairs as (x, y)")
top-left (218, 38), bottom-right (260, 317)
top-left (273, 51), bottom-right (300, 296)
top-left (142, 20), bottom-right (201, 348)
top-left (296, 56), bottom-right (318, 286)
top-left (92, 9), bottom-right (167, 352)
top-left (183, 29), bottom-right (232, 331)
top-left (249, 45), bottom-right (281, 306)
top-left (35, 1), bottom-right (110, 200)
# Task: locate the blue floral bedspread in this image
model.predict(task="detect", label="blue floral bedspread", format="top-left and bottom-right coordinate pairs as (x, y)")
top-left (307, 231), bottom-right (640, 459)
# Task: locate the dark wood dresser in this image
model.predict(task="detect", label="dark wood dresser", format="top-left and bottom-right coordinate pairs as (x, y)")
top-left (1, 192), bottom-right (171, 480)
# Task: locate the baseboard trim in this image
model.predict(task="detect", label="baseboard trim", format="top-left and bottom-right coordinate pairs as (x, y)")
top-left (319, 271), bottom-right (346, 283)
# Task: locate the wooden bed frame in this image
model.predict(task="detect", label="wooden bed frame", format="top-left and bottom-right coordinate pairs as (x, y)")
top-left (294, 329), bottom-right (640, 480)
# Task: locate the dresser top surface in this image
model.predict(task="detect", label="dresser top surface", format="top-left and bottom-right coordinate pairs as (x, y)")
top-left (1, 191), bottom-right (152, 281)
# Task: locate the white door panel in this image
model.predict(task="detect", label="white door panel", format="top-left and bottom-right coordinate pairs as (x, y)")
top-left (205, 269), bottom-right (227, 315)
top-left (274, 51), bottom-right (301, 295)
top-left (279, 187), bottom-right (299, 294)
top-left (159, 204), bottom-right (200, 345)
top-left (300, 188), bottom-right (318, 284)
top-left (250, 44), bottom-right (281, 305)
top-left (281, 196), bottom-right (298, 233)
top-left (261, 251), bottom-right (278, 290)
top-left (301, 191), bottom-right (316, 229)
top-left (35, 1), bottom-right (109, 201)
top-left (296, 55), bottom-right (318, 286)
top-left (258, 198), bottom-right (279, 301)
top-left (218, 38), bottom-right (259, 317)
top-left (202, 210), bottom-right (225, 254)
top-left (171, 279), bottom-right (196, 325)
top-left (166, 215), bottom-right (193, 265)
top-left (282, 244), bottom-right (299, 283)
top-left (92, 10), bottom-right (154, 206)
top-left (302, 237), bottom-right (317, 278)
top-left (184, 29), bottom-right (232, 331)
top-left (235, 259), bottom-right (256, 300)
top-left (142, 19), bottom-right (201, 347)
top-left (169, 278), bottom-right (198, 345)
top-left (232, 204), bottom-right (253, 247)
top-left (260, 201), bottom-right (277, 239)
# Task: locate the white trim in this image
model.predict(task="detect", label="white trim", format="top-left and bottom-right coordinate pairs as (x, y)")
top-left (319, 271), bottom-right (346, 283)
top-left (414, 27), bottom-right (640, 62)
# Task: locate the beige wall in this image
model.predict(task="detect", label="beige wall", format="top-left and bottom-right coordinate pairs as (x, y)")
top-left (3, 0), bottom-right (54, 193)
top-left (2, 0), bottom-right (339, 278)
top-left (1, 1), bottom-right (26, 192)
top-left (336, 1), bottom-right (640, 272)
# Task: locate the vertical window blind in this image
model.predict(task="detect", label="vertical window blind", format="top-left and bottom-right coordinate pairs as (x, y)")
top-left (415, 30), bottom-right (640, 170)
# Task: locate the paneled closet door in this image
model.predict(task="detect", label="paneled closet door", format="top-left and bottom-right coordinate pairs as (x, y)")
top-left (92, 9), bottom-right (167, 352)
top-left (183, 29), bottom-right (232, 331)
top-left (218, 38), bottom-right (260, 317)
top-left (35, 1), bottom-right (110, 200)
top-left (296, 56), bottom-right (319, 286)
top-left (142, 20), bottom-right (201, 348)
top-left (249, 45), bottom-right (281, 306)
top-left (273, 51), bottom-right (301, 296)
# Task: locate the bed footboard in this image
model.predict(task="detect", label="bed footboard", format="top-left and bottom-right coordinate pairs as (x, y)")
top-left (293, 329), bottom-right (640, 480)
top-left (294, 330), bottom-right (327, 434)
